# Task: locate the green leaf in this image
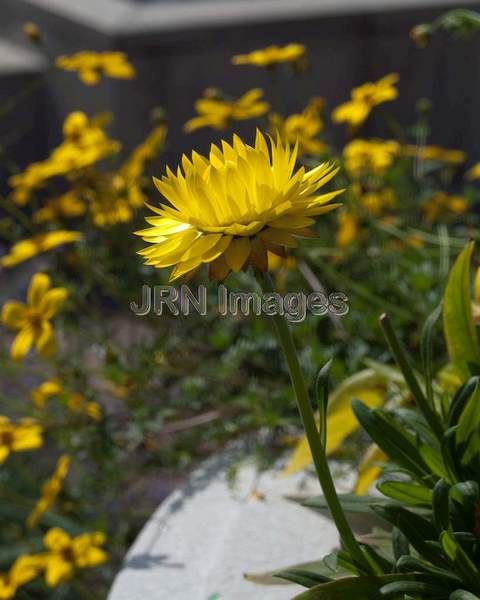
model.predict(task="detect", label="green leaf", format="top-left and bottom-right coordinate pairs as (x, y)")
top-left (440, 531), bottom-right (480, 593)
top-left (372, 505), bottom-right (442, 567)
top-left (449, 591), bottom-right (480, 600)
top-left (379, 580), bottom-right (450, 598)
top-left (421, 304), bottom-right (442, 408)
top-left (377, 480), bottom-right (432, 507)
top-left (448, 377), bottom-right (480, 427)
top-left (443, 241), bottom-right (480, 379)
top-left (292, 574), bottom-right (416, 600)
top-left (456, 382), bottom-right (480, 444)
top-left (352, 400), bottom-right (430, 480)
top-left (274, 569), bottom-right (330, 588)
top-left (396, 555), bottom-right (462, 585)
top-left (303, 493), bottom-right (396, 514)
top-left (392, 527), bottom-right (409, 562)
top-left (432, 479), bottom-right (451, 532)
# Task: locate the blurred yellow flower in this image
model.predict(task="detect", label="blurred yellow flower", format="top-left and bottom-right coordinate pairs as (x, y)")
top-left (0, 417), bottom-right (43, 463)
top-left (137, 130), bottom-right (343, 281)
top-left (360, 188), bottom-right (396, 216)
top-left (423, 191), bottom-right (468, 223)
top-left (121, 124), bottom-right (167, 182)
top-left (33, 192), bottom-right (86, 223)
top-left (1, 230), bottom-right (83, 268)
top-left (67, 394), bottom-right (102, 421)
top-left (9, 112), bottom-right (119, 205)
top-left (64, 124), bottom-right (167, 228)
top-left (270, 98), bottom-right (326, 156)
top-left (0, 555), bottom-right (45, 599)
top-left (22, 21), bottom-right (41, 44)
top-left (343, 139), bottom-right (400, 178)
top-left (1, 273), bottom-right (68, 361)
top-left (404, 144), bottom-right (466, 165)
top-left (336, 210), bottom-right (360, 248)
top-left (27, 455), bottom-right (70, 528)
top-left (184, 89), bottom-right (269, 132)
top-left (232, 44), bottom-right (306, 68)
top-left (42, 528), bottom-right (107, 586)
top-left (31, 380), bottom-right (63, 409)
top-left (465, 162), bottom-right (480, 180)
top-left (56, 51), bottom-right (135, 85)
top-left (332, 73), bottom-right (399, 128)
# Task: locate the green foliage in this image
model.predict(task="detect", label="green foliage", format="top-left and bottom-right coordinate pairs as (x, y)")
top-left (268, 243), bottom-right (480, 599)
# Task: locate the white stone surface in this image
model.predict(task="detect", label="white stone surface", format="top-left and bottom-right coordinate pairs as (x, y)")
top-left (109, 448), bottom-right (354, 600)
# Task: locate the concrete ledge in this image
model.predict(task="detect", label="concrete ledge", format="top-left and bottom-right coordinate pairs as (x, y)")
top-left (108, 447), bottom-right (354, 600)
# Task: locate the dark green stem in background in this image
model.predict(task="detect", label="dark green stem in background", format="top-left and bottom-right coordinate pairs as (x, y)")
top-left (380, 312), bottom-right (444, 440)
top-left (260, 272), bottom-right (370, 573)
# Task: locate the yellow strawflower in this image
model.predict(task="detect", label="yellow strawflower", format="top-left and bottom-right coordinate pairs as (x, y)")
top-left (232, 44), bottom-right (306, 67)
top-left (0, 417), bottom-right (43, 463)
top-left (1, 273), bottom-right (68, 361)
top-left (270, 98), bottom-right (326, 156)
top-left (332, 73), bottom-right (399, 128)
top-left (56, 51), bottom-right (135, 85)
top-left (184, 89), bottom-right (269, 132)
top-left (1, 230), bottom-right (83, 268)
top-left (31, 380), bottom-right (63, 409)
top-left (137, 130), bottom-right (343, 281)
top-left (343, 139), bottom-right (400, 178)
top-left (0, 555), bottom-right (45, 599)
top-left (27, 455), bottom-right (70, 528)
top-left (9, 112), bottom-right (119, 205)
top-left (404, 144), bottom-right (465, 164)
top-left (422, 191), bottom-right (468, 223)
top-left (42, 528), bottom-right (107, 586)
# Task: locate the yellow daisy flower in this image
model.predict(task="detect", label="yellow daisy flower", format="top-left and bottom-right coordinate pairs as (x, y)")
top-left (56, 51), bottom-right (135, 85)
top-left (1, 230), bottom-right (83, 268)
top-left (360, 188), bottom-right (396, 216)
top-left (336, 210), bottom-right (360, 248)
top-left (404, 144), bottom-right (466, 165)
top-left (422, 191), bottom-right (468, 223)
top-left (1, 273), bottom-right (68, 361)
top-left (332, 73), bottom-right (399, 128)
top-left (33, 192), bottom-right (86, 223)
top-left (9, 112), bottom-right (119, 205)
top-left (67, 394), bottom-right (102, 421)
top-left (42, 528), bottom-right (107, 587)
top-left (270, 97), bottom-right (326, 156)
top-left (31, 380), bottom-right (63, 409)
top-left (0, 417), bottom-right (43, 463)
top-left (184, 89), bottom-right (269, 132)
top-left (232, 44), bottom-right (306, 68)
top-left (27, 455), bottom-right (70, 528)
top-left (343, 139), bottom-right (400, 178)
top-left (466, 162), bottom-right (480, 180)
top-left (136, 130), bottom-right (344, 281)
top-left (0, 555), bottom-right (45, 599)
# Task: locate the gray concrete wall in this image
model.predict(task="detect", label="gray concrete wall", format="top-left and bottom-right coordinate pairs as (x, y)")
top-left (2, 0), bottom-right (480, 173)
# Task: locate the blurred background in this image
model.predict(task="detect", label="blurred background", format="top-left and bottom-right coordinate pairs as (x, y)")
top-left (2, 0), bottom-right (480, 171)
top-left (1, 0), bottom-right (480, 598)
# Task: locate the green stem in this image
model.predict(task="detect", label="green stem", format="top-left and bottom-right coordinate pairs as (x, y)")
top-left (260, 272), bottom-right (370, 573)
top-left (380, 313), bottom-right (443, 440)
